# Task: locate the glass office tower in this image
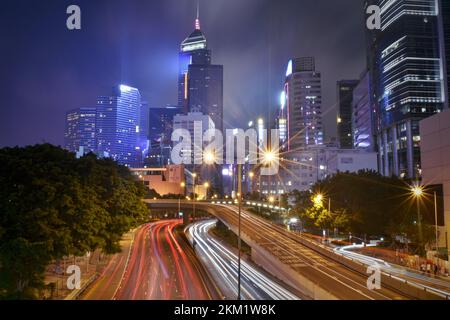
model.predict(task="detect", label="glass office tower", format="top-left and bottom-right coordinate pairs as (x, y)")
top-left (64, 107), bottom-right (97, 155)
top-left (371, 0), bottom-right (447, 178)
top-left (96, 85), bottom-right (143, 168)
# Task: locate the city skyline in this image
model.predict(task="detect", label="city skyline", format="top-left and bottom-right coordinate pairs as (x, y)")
top-left (0, 0), bottom-right (367, 148)
top-left (2, 0), bottom-right (450, 304)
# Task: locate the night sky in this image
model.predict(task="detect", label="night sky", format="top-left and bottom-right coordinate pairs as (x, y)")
top-left (0, 0), bottom-right (367, 148)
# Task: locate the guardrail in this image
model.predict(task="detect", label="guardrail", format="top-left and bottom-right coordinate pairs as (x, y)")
top-left (209, 200), bottom-right (288, 212)
top-left (64, 273), bottom-right (98, 300)
top-left (291, 230), bottom-right (450, 300)
top-left (210, 201), bottom-right (450, 300)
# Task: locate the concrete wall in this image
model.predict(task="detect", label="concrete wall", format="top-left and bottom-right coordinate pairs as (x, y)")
top-left (421, 109), bottom-right (450, 260)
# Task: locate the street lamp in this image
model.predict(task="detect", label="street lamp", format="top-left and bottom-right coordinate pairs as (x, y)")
top-left (262, 150), bottom-right (276, 165)
top-left (179, 182), bottom-right (186, 219)
top-left (313, 193), bottom-right (323, 206)
top-left (192, 173), bottom-right (197, 223)
top-left (204, 182), bottom-right (210, 200)
top-left (204, 151), bottom-right (216, 165)
top-left (237, 163), bottom-right (242, 300)
top-left (411, 185), bottom-right (424, 247)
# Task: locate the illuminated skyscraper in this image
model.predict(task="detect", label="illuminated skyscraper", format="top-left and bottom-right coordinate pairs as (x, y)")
top-left (64, 107), bottom-right (97, 155)
top-left (96, 85), bottom-right (144, 168)
top-left (178, 6), bottom-right (224, 133)
top-left (337, 80), bottom-right (359, 149)
top-left (282, 57), bottom-right (323, 151)
top-left (369, 0), bottom-right (448, 178)
top-left (352, 70), bottom-right (377, 151)
top-left (148, 105), bottom-right (183, 166)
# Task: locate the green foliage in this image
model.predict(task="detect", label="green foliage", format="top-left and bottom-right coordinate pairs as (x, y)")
top-left (293, 170), bottom-right (435, 249)
top-left (0, 145), bottom-right (148, 299)
top-left (144, 188), bottom-right (161, 199)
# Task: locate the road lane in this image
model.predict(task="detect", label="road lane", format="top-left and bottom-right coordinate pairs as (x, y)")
top-left (83, 220), bottom-right (217, 300)
top-left (146, 200), bottom-right (412, 300)
top-left (188, 219), bottom-right (301, 300)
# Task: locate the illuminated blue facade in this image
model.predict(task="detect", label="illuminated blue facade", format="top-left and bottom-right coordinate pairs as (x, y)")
top-left (96, 85), bottom-right (144, 168)
top-left (370, 0), bottom-right (448, 178)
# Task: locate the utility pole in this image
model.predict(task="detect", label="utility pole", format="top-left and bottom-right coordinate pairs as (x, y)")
top-left (434, 191), bottom-right (439, 252)
top-left (416, 196), bottom-right (423, 246)
top-left (237, 163), bottom-right (242, 300)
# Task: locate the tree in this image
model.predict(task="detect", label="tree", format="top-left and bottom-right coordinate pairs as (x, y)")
top-left (299, 170), bottom-right (436, 250)
top-left (0, 144), bottom-right (148, 298)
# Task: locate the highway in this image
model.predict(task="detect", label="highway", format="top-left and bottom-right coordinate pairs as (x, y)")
top-left (334, 244), bottom-right (450, 297)
top-left (188, 219), bottom-right (301, 300)
top-left (83, 220), bottom-right (219, 300)
top-left (147, 200), bottom-right (414, 300)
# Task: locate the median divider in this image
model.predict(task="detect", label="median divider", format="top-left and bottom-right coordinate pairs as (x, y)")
top-left (285, 230), bottom-right (448, 300)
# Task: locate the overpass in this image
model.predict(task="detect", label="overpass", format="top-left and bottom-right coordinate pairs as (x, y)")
top-left (146, 200), bottom-right (447, 300)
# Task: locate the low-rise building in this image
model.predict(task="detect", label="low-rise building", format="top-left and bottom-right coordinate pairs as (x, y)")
top-left (420, 109), bottom-right (450, 260)
top-left (131, 165), bottom-right (185, 196)
top-left (267, 146), bottom-right (378, 194)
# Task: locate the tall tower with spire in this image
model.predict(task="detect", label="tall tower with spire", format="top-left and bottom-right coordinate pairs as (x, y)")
top-left (177, 1), bottom-right (223, 134)
top-left (177, 1), bottom-right (224, 195)
top-left (195, 0), bottom-right (201, 30)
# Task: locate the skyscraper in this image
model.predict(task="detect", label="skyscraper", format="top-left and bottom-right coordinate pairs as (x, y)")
top-left (369, 0), bottom-right (448, 178)
top-left (64, 107), bottom-right (97, 155)
top-left (172, 112), bottom-right (215, 166)
top-left (96, 85), bottom-right (143, 168)
top-left (178, 7), bottom-right (224, 133)
top-left (148, 105), bottom-right (183, 166)
top-left (438, 0), bottom-right (450, 108)
top-left (283, 57), bottom-right (323, 151)
top-left (352, 70), bottom-right (377, 151)
top-left (337, 80), bottom-right (359, 149)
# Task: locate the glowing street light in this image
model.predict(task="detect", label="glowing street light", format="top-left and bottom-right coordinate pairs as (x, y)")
top-left (204, 151), bottom-right (216, 165)
top-left (411, 186), bottom-right (424, 197)
top-left (411, 185), bottom-right (424, 246)
top-left (262, 150), bottom-right (276, 165)
top-left (313, 194), bottom-right (324, 206)
top-left (269, 196), bottom-right (275, 203)
top-left (248, 171), bottom-right (255, 179)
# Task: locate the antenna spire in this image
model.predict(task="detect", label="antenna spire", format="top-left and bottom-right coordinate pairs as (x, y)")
top-left (195, 0), bottom-right (201, 30)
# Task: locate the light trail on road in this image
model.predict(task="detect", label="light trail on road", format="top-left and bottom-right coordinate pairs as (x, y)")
top-left (188, 219), bottom-right (300, 300)
top-left (334, 244), bottom-right (450, 297)
top-left (111, 220), bottom-right (213, 300)
top-left (210, 204), bottom-right (406, 300)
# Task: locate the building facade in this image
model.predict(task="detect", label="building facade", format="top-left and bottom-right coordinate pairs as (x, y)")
top-left (337, 80), bottom-right (359, 149)
top-left (148, 105), bottom-right (183, 166)
top-left (178, 13), bottom-right (224, 133)
top-left (370, 0), bottom-right (448, 178)
top-left (420, 109), bottom-right (450, 260)
top-left (64, 107), bottom-right (97, 156)
top-left (282, 57), bottom-right (323, 151)
top-left (352, 70), bottom-right (377, 151)
top-left (96, 85), bottom-right (144, 168)
top-left (439, 0), bottom-right (450, 109)
top-left (131, 165), bottom-right (185, 196)
top-left (278, 147), bottom-right (378, 193)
